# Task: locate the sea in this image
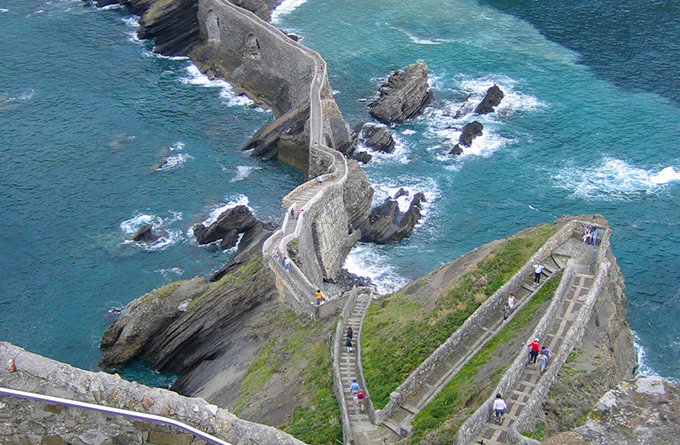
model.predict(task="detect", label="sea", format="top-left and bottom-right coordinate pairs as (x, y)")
top-left (1, 0), bottom-right (679, 385)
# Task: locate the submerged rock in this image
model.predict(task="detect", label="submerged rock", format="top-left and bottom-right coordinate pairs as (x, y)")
top-left (368, 62), bottom-right (433, 124)
top-left (449, 121), bottom-right (483, 156)
top-left (132, 223), bottom-right (160, 244)
top-left (474, 84), bottom-right (504, 115)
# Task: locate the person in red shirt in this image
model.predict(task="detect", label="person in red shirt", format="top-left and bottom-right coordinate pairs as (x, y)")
top-left (528, 338), bottom-right (540, 365)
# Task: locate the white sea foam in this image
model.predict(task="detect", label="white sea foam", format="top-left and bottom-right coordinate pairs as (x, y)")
top-left (180, 64), bottom-right (255, 108)
top-left (360, 131), bottom-right (410, 165)
top-left (344, 244), bottom-right (408, 295)
top-left (198, 194), bottom-right (251, 228)
top-left (154, 267), bottom-right (185, 278)
top-left (101, 4), bottom-right (124, 10)
top-left (0, 8), bottom-right (9, 13)
top-left (169, 141), bottom-right (184, 151)
top-left (271, 0), bottom-right (308, 24)
top-left (332, 89), bottom-right (340, 96)
top-left (401, 129), bottom-right (416, 136)
top-left (121, 16), bottom-right (141, 43)
top-left (555, 158), bottom-right (680, 201)
top-left (156, 153), bottom-right (192, 171)
top-left (633, 331), bottom-right (658, 377)
top-left (5, 88), bottom-right (35, 102)
top-left (120, 212), bottom-right (184, 251)
top-left (230, 165), bottom-right (261, 183)
top-left (458, 76), bottom-right (545, 117)
top-left (371, 177), bottom-right (440, 228)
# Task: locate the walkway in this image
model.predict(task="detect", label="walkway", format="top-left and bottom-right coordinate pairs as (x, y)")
top-left (380, 252), bottom-right (570, 437)
top-left (467, 236), bottom-right (599, 444)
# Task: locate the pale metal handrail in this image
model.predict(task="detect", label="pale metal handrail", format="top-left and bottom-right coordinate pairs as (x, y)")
top-left (0, 387), bottom-right (232, 445)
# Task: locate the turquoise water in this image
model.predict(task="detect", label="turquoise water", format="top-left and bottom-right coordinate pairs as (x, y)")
top-left (1, 0), bottom-right (679, 382)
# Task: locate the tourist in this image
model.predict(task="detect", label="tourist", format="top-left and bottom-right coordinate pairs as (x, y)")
top-left (316, 289), bottom-right (324, 305)
top-left (493, 393), bottom-right (507, 424)
top-left (537, 350), bottom-right (548, 376)
top-left (290, 207), bottom-right (295, 218)
top-left (533, 261), bottom-right (544, 285)
top-left (528, 338), bottom-right (540, 365)
top-left (357, 389), bottom-right (366, 412)
top-left (502, 302), bottom-right (510, 321)
top-left (296, 208), bottom-right (303, 219)
top-left (541, 346), bottom-right (552, 365)
top-left (582, 226), bottom-right (591, 243)
top-left (347, 326), bottom-right (353, 341)
top-left (590, 227), bottom-right (598, 245)
top-left (349, 379), bottom-right (360, 395)
top-left (316, 175), bottom-right (324, 185)
top-left (508, 293), bottom-right (516, 311)
top-left (283, 256), bottom-right (291, 274)
top-left (345, 335), bottom-right (353, 353)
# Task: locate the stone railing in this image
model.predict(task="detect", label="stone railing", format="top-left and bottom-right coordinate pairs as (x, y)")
top-left (376, 221), bottom-right (579, 422)
top-left (355, 288), bottom-right (378, 423)
top-left (0, 342), bottom-right (306, 445)
top-left (453, 223), bottom-right (611, 444)
top-left (505, 228), bottom-right (613, 444)
top-left (331, 286), bottom-right (361, 445)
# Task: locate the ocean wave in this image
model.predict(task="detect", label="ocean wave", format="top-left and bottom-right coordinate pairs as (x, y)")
top-left (230, 165), bottom-right (261, 183)
top-left (360, 129), bottom-right (410, 165)
top-left (633, 331), bottom-right (657, 377)
top-left (169, 141), bottom-right (184, 151)
top-left (120, 212), bottom-right (184, 251)
top-left (343, 244), bottom-right (408, 295)
top-left (0, 8), bottom-right (9, 13)
top-left (154, 267), bottom-right (185, 278)
top-left (554, 158), bottom-right (680, 201)
top-left (101, 3), bottom-right (124, 10)
top-left (155, 153), bottom-right (192, 171)
top-left (180, 64), bottom-right (255, 108)
top-left (458, 76), bottom-right (545, 117)
top-left (271, 0), bottom-right (308, 24)
top-left (197, 194), bottom-right (251, 228)
top-left (121, 16), bottom-right (141, 43)
top-left (401, 129), bottom-right (416, 136)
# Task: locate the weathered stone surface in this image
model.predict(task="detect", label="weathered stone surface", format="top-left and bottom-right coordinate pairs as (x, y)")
top-left (132, 224), bottom-right (159, 244)
top-left (342, 160), bottom-right (374, 231)
top-left (192, 205), bottom-right (257, 246)
top-left (474, 84), bottom-right (504, 115)
top-left (228, 0), bottom-right (270, 21)
top-left (218, 229), bottom-right (239, 250)
top-left (360, 125), bottom-right (395, 153)
top-left (352, 151), bottom-right (372, 164)
top-left (358, 192), bottom-right (426, 244)
top-left (137, 0), bottom-right (202, 57)
top-left (368, 62), bottom-right (433, 123)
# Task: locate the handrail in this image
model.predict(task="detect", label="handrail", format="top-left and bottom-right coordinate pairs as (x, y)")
top-left (0, 386), bottom-right (232, 445)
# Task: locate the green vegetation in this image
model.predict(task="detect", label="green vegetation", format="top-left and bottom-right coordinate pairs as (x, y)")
top-left (362, 224), bottom-right (556, 408)
top-left (188, 257), bottom-right (262, 311)
top-left (409, 275), bottom-right (559, 444)
top-left (141, 281), bottom-right (181, 309)
top-left (522, 422), bottom-right (548, 441)
top-left (235, 310), bottom-right (341, 445)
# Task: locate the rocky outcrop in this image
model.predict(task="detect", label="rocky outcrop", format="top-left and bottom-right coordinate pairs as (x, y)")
top-left (360, 124), bottom-right (395, 153)
top-left (368, 62), bottom-right (433, 124)
top-left (449, 120), bottom-right (483, 155)
top-left (358, 192), bottom-right (426, 244)
top-left (474, 84), bottom-right (504, 115)
top-left (137, 0), bottom-right (202, 56)
top-left (193, 204), bottom-right (257, 248)
top-left (545, 377), bottom-right (680, 445)
top-left (342, 160), bottom-right (374, 231)
top-left (228, 0), bottom-right (271, 21)
top-left (1, 342), bottom-right (306, 445)
top-left (132, 223), bottom-right (160, 243)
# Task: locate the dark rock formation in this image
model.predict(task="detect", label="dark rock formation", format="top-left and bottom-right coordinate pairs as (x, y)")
top-left (393, 188), bottom-right (409, 200)
top-left (132, 223), bottom-right (160, 243)
top-left (361, 124), bottom-right (396, 153)
top-left (474, 84), bottom-right (504, 115)
top-left (358, 192), bottom-right (426, 244)
top-left (219, 229), bottom-right (239, 250)
top-left (449, 121), bottom-right (483, 156)
top-left (136, 0), bottom-right (202, 56)
top-left (193, 205), bottom-right (257, 248)
top-left (209, 220), bottom-right (271, 281)
top-left (352, 151), bottom-right (372, 164)
top-left (229, 0), bottom-right (271, 21)
top-left (368, 62), bottom-right (433, 124)
top-left (242, 104), bottom-right (310, 162)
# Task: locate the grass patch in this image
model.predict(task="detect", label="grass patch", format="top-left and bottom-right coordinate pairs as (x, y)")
top-left (362, 224), bottom-right (556, 408)
top-left (188, 257), bottom-right (262, 311)
top-left (235, 310), bottom-right (341, 445)
top-left (409, 275), bottom-right (559, 444)
top-left (522, 422), bottom-right (548, 441)
top-left (140, 281), bottom-right (181, 309)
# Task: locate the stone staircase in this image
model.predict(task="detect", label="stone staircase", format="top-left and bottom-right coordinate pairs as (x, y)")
top-left (379, 252), bottom-right (571, 437)
top-left (470, 269), bottom-right (595, 445)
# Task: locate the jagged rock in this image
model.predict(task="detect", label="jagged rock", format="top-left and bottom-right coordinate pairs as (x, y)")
top-left (449, 144), bottom-right (464, 156)
top-left (137, 0), bottom-right (201, 56)
top-left (393, 188), bottom-right (409, 199)
top-left (368, 62), bottom-right (433, 123)
top-left (474, 84), bottom-right (504, 115)
top-left (352, 151), bottom-right (372, 164)
top-left (358, 192), bottom-right (426, 244)
top-left (210, 221), bottom-right (271, 281)
top-left (459, 121), bottom-right (484, 147)
top-left (219, 229), bottom-right (239, 250)
top-left (228, 0), bottom-right (270, 21)
top-left (242, 104), bottom-right (310, 160)
top-left (193, 205), bottom-right (257, 246)
top-left (132, 224), bottom-right (159, 244)
top-left (361, 125), bottom-right (395, 153)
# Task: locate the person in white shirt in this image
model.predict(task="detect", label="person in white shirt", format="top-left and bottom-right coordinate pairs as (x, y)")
top-left (493, 393), bottom-right (508, 424)
top-left (533, 261), bottom-right (544, 285)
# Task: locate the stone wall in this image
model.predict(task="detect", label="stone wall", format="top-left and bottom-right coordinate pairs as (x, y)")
top-left (376, 221), bottom-right (578, 423)
top-left (0, 342), bottom-right (306, 445)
